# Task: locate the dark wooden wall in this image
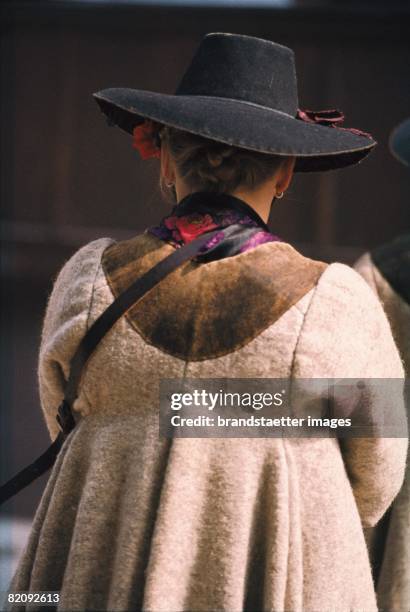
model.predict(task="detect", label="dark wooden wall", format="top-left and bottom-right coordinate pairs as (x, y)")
top-left (1, 1), bottom-right (409, 517)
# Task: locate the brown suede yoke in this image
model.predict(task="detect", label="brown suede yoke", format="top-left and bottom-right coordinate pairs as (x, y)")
top-left (101, 231), bottom-right (327, 361)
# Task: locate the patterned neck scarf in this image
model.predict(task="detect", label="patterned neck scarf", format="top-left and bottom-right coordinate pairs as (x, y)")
top-left (147, 191), bottom-right (282, 262)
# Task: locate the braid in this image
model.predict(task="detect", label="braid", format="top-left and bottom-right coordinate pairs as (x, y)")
top-left (159, 126), bottom-right (284, 194)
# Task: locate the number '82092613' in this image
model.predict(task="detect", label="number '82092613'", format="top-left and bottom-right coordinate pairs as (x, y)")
top-left (7, 592), bottom-right (60, 604)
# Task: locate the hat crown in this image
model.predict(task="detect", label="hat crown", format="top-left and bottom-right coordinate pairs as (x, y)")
top-left (175, 33), bottom-right (298, 117)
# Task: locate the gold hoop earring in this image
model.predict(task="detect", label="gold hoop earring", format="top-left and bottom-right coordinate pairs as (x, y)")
top-left (276, 191), bottom-right (284, 199)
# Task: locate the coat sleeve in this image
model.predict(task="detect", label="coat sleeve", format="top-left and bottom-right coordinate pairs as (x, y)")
top-left (37, 238), bottom-right (115, 441)
top-left (292, 262), bottom-right (408, 527)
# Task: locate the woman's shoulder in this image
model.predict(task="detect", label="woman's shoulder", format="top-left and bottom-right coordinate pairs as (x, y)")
top-left (303, 259), bottom-right (396, 339)
top-left (314, 259), bottom-right (380, 301)
top-left (268, 246), bottom-right (384, 319)
top-left (259, 243), bottom-right (374, 308)
top-left (56, 237), bottom-right (116, 282)
top-left (294, 259), bottom-right (405, 378)
top-left (52, 237), bottom-right (115, 294)
top-left (43, 237), bottom-right (116, 333)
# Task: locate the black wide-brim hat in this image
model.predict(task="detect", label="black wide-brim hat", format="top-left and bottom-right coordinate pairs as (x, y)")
top-left (93, 32), bottom-right (376, 172)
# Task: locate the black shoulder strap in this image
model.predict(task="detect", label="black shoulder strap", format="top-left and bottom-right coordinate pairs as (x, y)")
top-left (0, 228), bottom-right (224, 506)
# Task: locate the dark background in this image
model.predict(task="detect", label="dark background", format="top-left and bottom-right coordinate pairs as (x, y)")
top-left (1, 0), bottom-right (409, 518)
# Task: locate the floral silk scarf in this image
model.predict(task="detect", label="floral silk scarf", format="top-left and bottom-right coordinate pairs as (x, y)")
top-left (147, 191), bottom-right (282, 262)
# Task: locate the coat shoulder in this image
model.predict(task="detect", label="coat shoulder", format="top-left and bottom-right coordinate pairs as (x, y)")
top-left (294, 261), bottom-right (405, 378)
top-left (43, 237), bottom-right (116, 334)
top-left (101, 233), bottom-right (328, 361)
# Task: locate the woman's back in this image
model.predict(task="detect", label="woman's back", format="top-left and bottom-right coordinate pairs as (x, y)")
top-left (5, 32), bottom-right (408, 612)
top-left (9, 219), bottom-right (406, 611)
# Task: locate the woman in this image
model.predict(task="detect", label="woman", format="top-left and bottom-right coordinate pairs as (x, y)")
top-left (354, 118), bottom-right (410, 612)
top-left (7, 33), bottom-right (407, 612)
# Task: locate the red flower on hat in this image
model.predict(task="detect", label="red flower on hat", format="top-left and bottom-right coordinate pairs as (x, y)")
top-left (132, 120), bottom-right (161, 160)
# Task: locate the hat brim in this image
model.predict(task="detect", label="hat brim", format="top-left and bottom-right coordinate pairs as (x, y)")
top-left (93, 88), bottom-right (376, 172)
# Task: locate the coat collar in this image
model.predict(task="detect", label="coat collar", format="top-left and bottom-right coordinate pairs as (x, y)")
top-left (147, 191), bottom-right (281, 261)
top-left (172, 191), bottom-right (271, 232)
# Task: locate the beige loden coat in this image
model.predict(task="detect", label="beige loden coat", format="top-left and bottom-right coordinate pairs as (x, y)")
top-left (6, 232), bottom-right (408, 612)
top-left (355, 250), bottom-right (410, 612)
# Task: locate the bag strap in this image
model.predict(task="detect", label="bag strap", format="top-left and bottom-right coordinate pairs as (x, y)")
top-left (0, 228), bottom-right (224, 506)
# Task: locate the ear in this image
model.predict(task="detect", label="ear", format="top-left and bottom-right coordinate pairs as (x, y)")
top-left (160, 143), bottom-right (176, 184)
top-left (275, 156), bottom-right (296, 194)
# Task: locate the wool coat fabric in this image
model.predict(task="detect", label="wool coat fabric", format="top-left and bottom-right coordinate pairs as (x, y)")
top-left (7, 232), bottom-right (408, 612)
top-left (355, 251), bottom-right (410, 612)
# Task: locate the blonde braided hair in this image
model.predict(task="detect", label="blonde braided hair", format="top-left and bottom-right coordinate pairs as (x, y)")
top-left (158, 125), bottom-right (284, 196)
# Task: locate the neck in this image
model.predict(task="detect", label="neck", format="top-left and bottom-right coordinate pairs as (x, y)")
top-left (230, 186), bottom-right (276, 224)
top-left (175, 179), bottom-right (277, 224)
